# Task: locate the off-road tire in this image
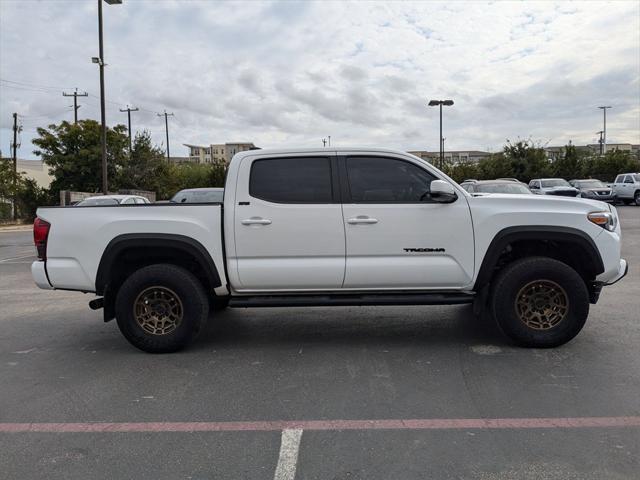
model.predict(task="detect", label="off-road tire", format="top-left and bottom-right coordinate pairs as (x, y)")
top-left (491, 256), bottom-right (589, 348)
top-left (115, 264), bottom-right (209, 353)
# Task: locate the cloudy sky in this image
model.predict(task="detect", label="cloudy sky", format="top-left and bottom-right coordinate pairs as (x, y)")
top-left (1, 0), bottom-right (639, 159)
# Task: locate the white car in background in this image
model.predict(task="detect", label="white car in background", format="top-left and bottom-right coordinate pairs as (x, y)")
top-left (75, 195), bottom-right (151, 206)
top-left (612, 173), bottom-right (640, 206)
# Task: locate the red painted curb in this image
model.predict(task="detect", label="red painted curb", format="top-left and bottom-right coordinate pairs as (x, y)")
top-left (1, 417), bottom-right (639, 433)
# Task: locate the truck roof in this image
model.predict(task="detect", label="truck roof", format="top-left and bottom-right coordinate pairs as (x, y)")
top-left (233, 146), bottom-right (416, 160)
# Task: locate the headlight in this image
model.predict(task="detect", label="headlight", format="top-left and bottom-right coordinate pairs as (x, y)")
top-left (588, 211), bottom-right (617, 231)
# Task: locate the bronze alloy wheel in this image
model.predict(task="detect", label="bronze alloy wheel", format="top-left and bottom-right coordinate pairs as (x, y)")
top-left (133, 286), bottom-right (184, 335)
top-left (515, 280), bottom-right (569, 330)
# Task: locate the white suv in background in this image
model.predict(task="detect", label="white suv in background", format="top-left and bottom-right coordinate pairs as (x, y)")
top-left (612, 173), bottom-right (640, 206)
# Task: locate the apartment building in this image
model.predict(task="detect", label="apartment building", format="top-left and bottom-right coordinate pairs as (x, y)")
top-left (183, 142), bottom-right (258, 165)
top-left (408, 150), bottom-right (491, 165)
top-left (544, 143), bottom-right (640, 160)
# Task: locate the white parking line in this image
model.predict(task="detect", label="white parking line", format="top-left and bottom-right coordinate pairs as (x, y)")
top-left (274, 429), bottom-right (303, 480)
top-left (0, 253), bottom-right (35, 263)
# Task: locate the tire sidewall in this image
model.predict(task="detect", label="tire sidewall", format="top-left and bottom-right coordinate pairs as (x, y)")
top-left (115, 264), bottom-right (208, 353)
top-left (492, 258), bottom-right (589, 348)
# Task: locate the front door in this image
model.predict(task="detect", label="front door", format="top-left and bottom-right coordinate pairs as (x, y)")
top-left (340, 154), bottom-right (475, 289)
top-left (232, 154), bottom-right (345, 291)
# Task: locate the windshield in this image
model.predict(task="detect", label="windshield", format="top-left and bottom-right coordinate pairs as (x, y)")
top-left (171, 189), bottom-right (224, 203)
top-left (575, 180), bottom-right (605, 189)
top-left (475, 183), bottom-right (531, 194)
top-left (76, 198), bottom-right (120, 206)
top-left (541, 179), bottom-right (571, 188)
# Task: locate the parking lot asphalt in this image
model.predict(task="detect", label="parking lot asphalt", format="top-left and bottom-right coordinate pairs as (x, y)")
top-left (0, 207), bottom-right (639, 480)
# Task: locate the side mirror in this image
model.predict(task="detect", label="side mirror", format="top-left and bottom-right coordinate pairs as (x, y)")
top-left (430, 180), bottom-right (458, 203)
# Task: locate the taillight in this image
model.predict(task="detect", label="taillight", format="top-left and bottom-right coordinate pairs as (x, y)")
top-left (33, 217), bottom-right (50, 261)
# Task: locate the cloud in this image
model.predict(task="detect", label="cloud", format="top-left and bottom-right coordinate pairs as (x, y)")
top-left (0, 0), bottom-right (638, 158)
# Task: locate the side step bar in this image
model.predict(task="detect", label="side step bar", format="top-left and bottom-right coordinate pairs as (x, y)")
top-left (229, 292), bottom-right (475, 308)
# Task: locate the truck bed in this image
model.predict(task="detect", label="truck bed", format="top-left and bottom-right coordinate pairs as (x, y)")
top-left (34, 204), bottom-right (226, 293)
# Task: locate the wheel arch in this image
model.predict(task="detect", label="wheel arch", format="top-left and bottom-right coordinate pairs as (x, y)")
top-left (473, 226), bottom-right (605, 293)
top-left (96, 234), bottom-right (221, 321)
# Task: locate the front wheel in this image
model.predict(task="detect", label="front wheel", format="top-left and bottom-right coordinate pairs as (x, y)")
top-left (115, 264), bottom-right (209, 353)
top-left (490, 257), bottom-right (589, 348)
top-left (634, 191), bottom-right (640, 206)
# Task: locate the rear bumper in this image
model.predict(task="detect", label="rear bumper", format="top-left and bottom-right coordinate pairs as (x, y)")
top-left (31, 261), bottom-right (53, 290)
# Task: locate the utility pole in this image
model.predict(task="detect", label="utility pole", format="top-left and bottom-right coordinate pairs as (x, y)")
top-left (598, 106), bottom-right (611, 155)
top-left (328, 135), bottom-right (331, 147)
top-left (62, 88), bottom-right (88, 124)
top-left (95, 0), bottom-right (122, 195)
top-left (119, 105), bottom-right (139, 152)
top-left (11, 113), bottom-right (18, 221)
top-left (158, 110), bottom-right (174, 161)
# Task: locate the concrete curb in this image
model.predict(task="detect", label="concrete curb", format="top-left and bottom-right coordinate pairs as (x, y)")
top-left (0, 225), bottom-right (32, 232)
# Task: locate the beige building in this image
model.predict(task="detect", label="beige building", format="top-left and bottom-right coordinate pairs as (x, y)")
top-left (544, 143), bottom-right (640, 160)
top-left (17, 159), bottom-right (53, 188)
top-left (408, 150), bottom-right (491, 165)
top-left (183, 142), bottom-right (258, 165)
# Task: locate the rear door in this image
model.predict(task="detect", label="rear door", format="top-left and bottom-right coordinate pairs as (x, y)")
top-left (339, 153), bottom-right (475, 289)
top-left (231, 153), bottom-right (345, 291)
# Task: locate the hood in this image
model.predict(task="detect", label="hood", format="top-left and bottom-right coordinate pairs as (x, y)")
top-left (467, 192), bottom-right (609, 212)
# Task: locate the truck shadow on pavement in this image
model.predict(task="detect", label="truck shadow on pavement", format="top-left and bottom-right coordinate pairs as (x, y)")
top-left (193, 304), bottom-right (509, 350)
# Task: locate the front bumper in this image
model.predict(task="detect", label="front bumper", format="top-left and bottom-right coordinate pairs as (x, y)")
top-left (603, 258), bottom-right (628, 286)
top-left (590, 259), bottom-right (628, 303)
top-left (31, 261), bottom-right (53, 290)
top-left (583, 194), bottom-right (616, 202)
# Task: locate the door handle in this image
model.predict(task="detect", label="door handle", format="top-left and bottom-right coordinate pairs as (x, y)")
top-left (241, 217), bottom-right (272, 226)
top-left (347, 216), bottom-right (378, 225)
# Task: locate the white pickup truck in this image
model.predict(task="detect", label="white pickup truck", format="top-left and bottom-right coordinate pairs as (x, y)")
top-left (32, 148), bottom-right (628, 352)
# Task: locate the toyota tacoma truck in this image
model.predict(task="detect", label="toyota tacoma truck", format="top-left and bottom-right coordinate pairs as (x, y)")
top-left (31, 148), bottom-right (628, 353)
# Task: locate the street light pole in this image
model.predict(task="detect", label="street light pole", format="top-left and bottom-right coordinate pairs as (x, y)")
top-left (439, 104), bottom-right (443, 168)
top-left (598, 106), bottom-right (611, 155)
top-left (96, 0), bottom-right (122, 195)
top-left (428, 99), bottom-right (454, 170)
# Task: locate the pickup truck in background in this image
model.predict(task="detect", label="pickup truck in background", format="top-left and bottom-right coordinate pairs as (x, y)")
top-left (612, 173), bottom-right (640, 206)
top-left (32, 148), bottom-right (628, 352)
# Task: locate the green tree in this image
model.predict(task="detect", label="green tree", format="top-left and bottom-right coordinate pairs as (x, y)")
top-left (32, 120), bottom-right (129, 195)
top-left (0, 157), bottom-right (19, 202)
top-left (585, 150), bottom-right (640, 182)
top-left (477, 152), bottom-right (514, 180)
top-left (16, 178), bottom-right (52, 221)
top-left (117, 130), bottom-right (177, 198)
top-left (503, 139), bottom-right (551, 182)
top-left (553, 143), bottom-right (584, 179)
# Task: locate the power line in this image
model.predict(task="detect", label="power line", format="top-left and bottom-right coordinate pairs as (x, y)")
top-left (63, 88), bottom-right (88, 124)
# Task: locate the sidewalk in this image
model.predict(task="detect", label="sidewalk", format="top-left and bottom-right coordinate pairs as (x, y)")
top-left (0, 224), bottom-right (32, 232)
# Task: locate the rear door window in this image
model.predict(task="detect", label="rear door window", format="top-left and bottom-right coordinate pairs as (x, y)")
top-left (250, 157), bottom-right (333, 203)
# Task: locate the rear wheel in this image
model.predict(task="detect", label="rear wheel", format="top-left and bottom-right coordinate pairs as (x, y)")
top-left (115, 264), bottom-right (209, 353)
top-left (634, 191), bottom-right (640, 206)
top-left (490, 257), bottom-right (589, 348)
